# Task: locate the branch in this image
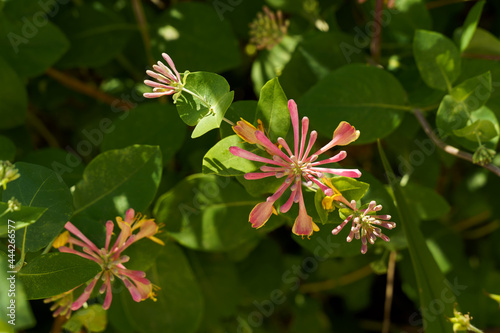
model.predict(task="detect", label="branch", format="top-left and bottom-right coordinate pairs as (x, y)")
top-left (462, 53), bottom-right (500, 61)
top-left (45, 68), bottom-right (134, 110)
top-left (131, 0), bottom-right (154, 65)
top-left (382, 251), bottom-right (397, 333)
top-left (413, 109), bottom-right (500, 177)
top-left (370, 0), bottom-right (384, 65)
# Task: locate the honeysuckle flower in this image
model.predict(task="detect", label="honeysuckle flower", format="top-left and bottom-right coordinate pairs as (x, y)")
top-left (332, 200), bottom-right (395, 254)
top-left (55, 210), bottom-right (163, 312)
top-left (320, 177), bottom-right (351, 212)
top-left (233, 118), bottom-right (281, 155)
top-left (249, 6), bottom-right (289, 51)
top-left (116, 208), bottom-right (165, 246)
top-left (0, 161), bottom-right (20, 190)
top-left (233, 118), bottom-right (266, 145)
top-left (144, 52), bottom-right (188, 101)
top-left (229, 99), bottom-right (361, 238)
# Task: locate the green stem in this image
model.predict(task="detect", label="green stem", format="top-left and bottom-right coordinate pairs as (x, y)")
top-left (223, 117), bottom-right (235, 126)
top-left (14, 227), bottom-right (28, 271)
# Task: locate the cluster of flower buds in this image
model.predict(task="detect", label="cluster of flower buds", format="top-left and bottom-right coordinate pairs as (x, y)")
top-left (248, 6), bottom-right (289, 51)
top-left (45, 209), bottom-right (163, 317)
top-left (332, 200), bottom-right (395, 254)
top-left (447, 304), bottom-right (483, 333)
top-left (473, 144), bottom-right (496, 166)
top-left (0, 160), bottom-right (20, 190)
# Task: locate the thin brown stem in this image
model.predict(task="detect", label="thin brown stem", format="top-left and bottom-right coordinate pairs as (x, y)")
top-left (131, 0), bottom-right (154, 65)
top-left (26, 110), bottom-right (60, 148)
top-left (426, 0), bottom-right (476, 10)
top-left (300, 264), bottom-right (373, 293)
top-left (370, 0), bottom-right (384, 65)
top-left (413, 109), bottom-right (500, 177)
top-left (382, 251), bottom-right (397, 333)
top-left (46, 68), bottom-right (134, 110)
top-left (462, 53), bottom-right (500, 61)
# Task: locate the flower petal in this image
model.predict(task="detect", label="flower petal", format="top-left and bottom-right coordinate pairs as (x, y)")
top-left (288, 99), bottom-right (300, 156)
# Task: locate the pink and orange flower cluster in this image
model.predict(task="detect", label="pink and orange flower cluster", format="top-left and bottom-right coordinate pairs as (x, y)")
top-left (46, 209), bottom-right (163, 317)
top-left (230, 99), bottom-right (362, 238)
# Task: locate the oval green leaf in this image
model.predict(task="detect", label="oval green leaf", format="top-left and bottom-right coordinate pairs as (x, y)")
top-left (19, 252), bottom-right (101, 300)
top-left (73, 145), bottom-right (162, 219)
top-left (299, 64), bottom-right (407, 144)
top-left (2, 162), bottom-right (73, 252)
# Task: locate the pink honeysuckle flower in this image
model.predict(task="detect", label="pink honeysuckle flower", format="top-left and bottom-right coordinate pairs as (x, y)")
top-left (56, 211), bottom-right (162, 311)
top-left (332, 200), bottom-right (395, 254)
top-left (229, 99), bottom-right (362, 238)
top-left (144, 52), bottom-right (187, 100)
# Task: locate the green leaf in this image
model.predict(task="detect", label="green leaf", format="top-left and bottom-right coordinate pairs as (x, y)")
top-left (202, 135), bottom-right (261, 176)
top-left (175, 72), bottom-right (234, 138)
top-left (0, 56), bottom-right (27, 129)
top-left (19, 252), bottom-right (101, 299)
top-left (436, 71), bottom-right (492, 135)
top-left (0, 0), bottom-right (69, 77)
top-left (329, 177), bottom-right (370, 203)
top-left (73, 145), bottom-right (162, 219)
top-left (459, 0), bottom-right (485, 52)
top-left (192, 91), bottom-right (234, 138)
top-left (101, 103), bottom-right (186, 163)
top-left (436, 94), bottom-right (469, 134)
top-left (0, 204), bottom-right (47, 237)
top-left (414, 30), bottom-right (461, 91)
top-left (463, 27), bottom-right (500, 56)
top-left (2, 163), bottom-right (73, 252)
top-left (54, 2), bottom-right (132, 68)
top-left (401, 182), bottom-right (451, 221)
top-left (0, 252), bottom-right (35, 330)
top-left (153, 174), bottom-right (261, 251)
top-left (255, 78), bottom-right (291, 142)
top-left (378, 141), bottom-right (454, 333)
top-left (453, 119), bottom-right (498, 142)
top-left (63, 304), bottom-right (107, 333)
top-left (118, 242), bottom-right (203, 333)
top-left (299, 64), bottom-right (406, 144)
top-left (0, 135), bottom-right (16, 161)
top-left (450, 71), bottom-right (491, 111)
top-left (152, 2), bottom-right (241, 73)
